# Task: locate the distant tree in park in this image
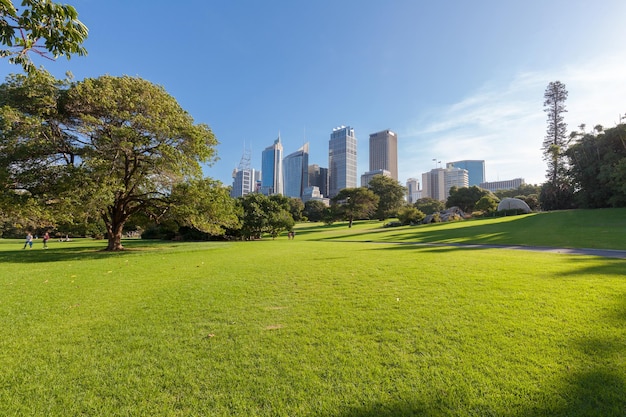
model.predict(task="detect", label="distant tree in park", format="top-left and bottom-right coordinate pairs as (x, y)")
top-left (515, 194), bottom-right (540, 211)
top-left (331, 187), bottom-right (379, 228)
top-left (475, 195), bottom-right (499, 213)
top-left (494, 184), bottom-right (541, 199)
top-left (0, 73), bottom-right (221, 250)
top-left (413, 197), bottom-right (444, 215)
top-left (303, 199), bottom-right (327, 222)
top-left (0, 0), bottom-right (88, 72)
top-left (367, 175), bottom-right (406, 220)
top-left (397, 205), bottom-right (425, 225)
top-left (541, 81), bottom-right (574, 210)
top-left (287, 197), bottom-right (305, 222)
top-left (445, 186), bottom-right (491, 213)
top-left (238, 193), bottom-right (293, 239)
top-left (566, 122), bottom-right (626, 208)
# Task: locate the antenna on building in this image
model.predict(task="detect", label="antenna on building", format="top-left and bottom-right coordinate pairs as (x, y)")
top-left (238, 143), bottom-right (252, 171)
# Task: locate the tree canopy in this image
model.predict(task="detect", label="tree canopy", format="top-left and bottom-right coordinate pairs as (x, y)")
top-left (566, 123), bottom-right (626, 208)
top-left (0, 72), bottom-right (221, 250)
top-left (367, 174), bottom-right (406, 220)
top-left (413, 197), bottom-right (444, 215)
top-left (0, 0), bottom-right (88, 72)
top-left (331, 187), bottom-right (379, 228)
top-left (445, 186), bottom-right (491, 213)
top-left (237, 193), bottom-right (294, 239)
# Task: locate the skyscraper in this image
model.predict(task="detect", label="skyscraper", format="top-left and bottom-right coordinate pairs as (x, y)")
top-left (283, 143), bottom-right (309, 198)
top-left (260, 135), bottom-right (283, 195)
top-left (448, 160), bottom-right (485, 186)
top-left (369, 130), bottom-right (398, 180)
top-left (230, 147), bottom-right (256, 198)
top-left (328, 126), bottom-right (357, 198)
top-left (308, 164), bottom-right (329, 198)
top-left (422, 166), bottom-right (468, 201)
top-left (405, 178), bottom-right (420, 204)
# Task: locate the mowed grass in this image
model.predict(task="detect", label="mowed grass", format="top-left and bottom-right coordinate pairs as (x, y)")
top-left (298, 207), bottom-right (626, 250)
top-left (1, 210), bottom-right (625, 416)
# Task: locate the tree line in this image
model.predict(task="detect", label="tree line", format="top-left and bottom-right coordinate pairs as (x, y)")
top-left (2, 2), bottom-right (625, 246)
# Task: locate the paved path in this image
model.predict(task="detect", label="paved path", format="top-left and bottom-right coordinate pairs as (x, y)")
top-left (376, 241), bottom-right (626, 259)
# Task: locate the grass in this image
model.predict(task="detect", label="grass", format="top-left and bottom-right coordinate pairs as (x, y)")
top-left (301, 207), bottom-right (626, 249)
top-left (1, 209), bottom-right (625, 416)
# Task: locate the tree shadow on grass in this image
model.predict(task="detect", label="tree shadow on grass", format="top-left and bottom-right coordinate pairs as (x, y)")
top-left (0, 240), bottom-right (159, 264)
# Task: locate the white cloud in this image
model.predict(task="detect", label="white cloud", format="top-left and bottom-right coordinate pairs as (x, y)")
top-left (398, 55), bottom-right (626, 186)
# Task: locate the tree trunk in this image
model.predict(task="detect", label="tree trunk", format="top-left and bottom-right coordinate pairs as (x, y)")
top-left (106, 226), bottom-right (124, 251)
top-left (104, 207), bottom-right (127, 251)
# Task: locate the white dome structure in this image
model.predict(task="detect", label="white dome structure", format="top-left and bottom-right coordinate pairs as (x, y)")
top-left (497, 197), bottom-right (531, 213)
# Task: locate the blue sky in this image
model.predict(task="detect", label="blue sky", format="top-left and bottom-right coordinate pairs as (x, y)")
top-left (4, 0), bottom-right (626, 187)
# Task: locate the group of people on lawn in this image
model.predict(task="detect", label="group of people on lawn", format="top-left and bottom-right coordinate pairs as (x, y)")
top-left (22, 232), bottom-right (50, 249)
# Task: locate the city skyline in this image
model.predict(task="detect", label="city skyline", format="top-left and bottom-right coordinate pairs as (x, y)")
top-left (9, 1), bottom-right (626, 188)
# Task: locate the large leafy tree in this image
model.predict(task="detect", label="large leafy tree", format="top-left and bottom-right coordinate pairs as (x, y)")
top-left (303, 199), bottom-right (327, 222)
top-left (0, 0), bottom-right (88, 72)
top-left (238, 193), bottom-right (293, 239)
top-left (0, 73), bottom-right (220, 250)
top-left (0, 70), bottom-right (73, 229)
top-left (445, 185), bottom-right (491, 213)
top-left (566, 123), bottom-right (626, 208)
top-left (331, 187), bottom-right (378, 228)
top-left (367, 174), bottom-right (406, 220)
top-left (413, 197), bottom-right (444, 215)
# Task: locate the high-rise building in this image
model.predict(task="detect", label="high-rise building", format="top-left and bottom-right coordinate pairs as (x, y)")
top-left (480, 178), bottom-right (525, 192)
top-left (230, 168), bottom-right (256, 198)
top-left (328, 126), bottom-right (357, 198)
top-left (230, 148), bottom-right (256, 198)
top-left (405, 178), bottom-right (420, 204)
top-left (360, 169), bottom-right (391, 188)
top-left (260, 135), bottom-right (283, 195)
top-left (448, 160), bottom-right (485, 186)
top-left (369, 130), bottom-right (398, 180)
top-left (283, 143), bottom-right (309, 198)
top-left (422, 166), bottom-right (468, 201)
top-left (308, 164), bottom-right (329, 198)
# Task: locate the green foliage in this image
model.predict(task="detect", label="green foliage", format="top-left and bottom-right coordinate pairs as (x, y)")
top-left (169, 179), bottom-right (241, 236)
top-left (413, 197), bottom-right (444, 215)
top-left (542, 81), bottom-right (572, 209)
top-left (397, 205), bottom-right (425, 225)
top-left (287, 197), bottom-right (305, 222)
top-left (0, 73), bottom-right (219, 250)
top-left (540, 181), bottom-right (575, 211)
top-left (566, 123), bottom-right (626, 208)
top-left (303, 199), bottom-right (327, 222)
top-left (515, 194), bottom-right (540, 211)
top-left (475, 194), bottom-right (499, 213)
top-left (494, 184), bottom-right (542, 199)
top-left (331, 187), bottom-right (379, 228)
top-left (367, 174), bottom-right (406, 220)
top-left (0, 0), bottom-right (88, 72)
top-left (237, 193), bottom-right (293, 239)
top-left (445, 185), bottom-right (491, 213)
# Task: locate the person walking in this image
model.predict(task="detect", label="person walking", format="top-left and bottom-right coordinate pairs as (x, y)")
top-left (43, 232), bottom-right (50, 249)
top-left (23, 232), bottom-right (33, 249)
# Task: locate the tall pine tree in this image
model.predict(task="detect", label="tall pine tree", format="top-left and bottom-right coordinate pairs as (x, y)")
top-left (542, 81), bottom-right (568, 184)
top-left (540, 81), bottom-right (574, 210)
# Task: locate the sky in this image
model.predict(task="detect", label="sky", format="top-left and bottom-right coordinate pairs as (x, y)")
top-left (4, 0), bottom-right (626, 187)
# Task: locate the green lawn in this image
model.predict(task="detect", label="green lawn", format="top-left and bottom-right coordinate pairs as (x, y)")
top-left (1, 210), bottom-right (625, 416)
